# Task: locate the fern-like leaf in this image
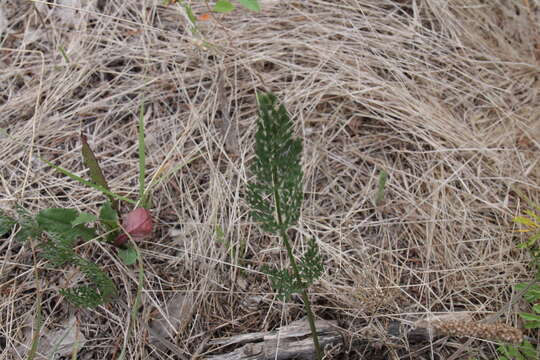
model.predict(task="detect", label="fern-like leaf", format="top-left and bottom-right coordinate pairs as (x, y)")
top-left (262, 265), bottom-right (304, 301)
top-left (298, 238), bottom-right (324, 286)
top-left (247, 93), bottom-right (303, 233)
top-left (40, 231), bottom-right (117, 307)
top-left (14, 205), bottom-right (43, 242)
top-left (0, 210), bottom-right (16, 237)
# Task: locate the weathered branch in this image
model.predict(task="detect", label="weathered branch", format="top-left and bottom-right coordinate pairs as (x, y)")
top-left (206, 318), bottom-right (342, 360)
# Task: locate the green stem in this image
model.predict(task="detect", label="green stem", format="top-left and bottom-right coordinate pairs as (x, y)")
top-left (279, 228), bottom-right (323, 359)
top-left (272, 168), bottom-right (322, 359)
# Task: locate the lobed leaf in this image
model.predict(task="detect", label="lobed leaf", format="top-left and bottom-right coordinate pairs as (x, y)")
top-left (247, 93), bottom-right (303, 233)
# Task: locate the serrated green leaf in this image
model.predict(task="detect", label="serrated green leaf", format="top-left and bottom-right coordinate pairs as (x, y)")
top-left (214, 0), bottom-right (235, 12)
top-left (60, 287), bottom-right (104, 308)
top-left (518, 341), bottom-right (538, 358)
top-left (58, 258), bottom-right (117, 308)
top-left (118, 246), bottom-right (138, 265)
top-left (238, 0), bottom-right (260, 11)
top-left (504, 344), bottom-right (524, 359)
top-left (517, 283), bottom-right (540, 302)
top-left (71, 212), bottom-right (97, 227)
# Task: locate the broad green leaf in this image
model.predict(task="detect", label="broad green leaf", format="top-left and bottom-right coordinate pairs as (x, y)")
top-left (99, 201), bottom-right (119, 241)
top-left (71, 212), bottom-right (97, 227)
top-left (238, 0), bottom-right (260, 11)
top-left (213, 0), bottom-right (235, 12)
top-left (37, 208), bottom-right (79, 232)
top-left (118, 246), bottom-right (138, 265)
top-left (37, 208), bottom-right (96, 241)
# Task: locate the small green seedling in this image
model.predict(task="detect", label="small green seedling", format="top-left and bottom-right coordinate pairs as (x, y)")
top-left (247, 93), bottom-right (324, 359)
top-left (375, 170), bottom-right (388, 206)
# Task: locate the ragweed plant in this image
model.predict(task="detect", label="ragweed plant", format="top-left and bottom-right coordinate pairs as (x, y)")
top-left (247, 93), bottom-right (324, 359)
top-left (497, 190), bottom-right (540, 360)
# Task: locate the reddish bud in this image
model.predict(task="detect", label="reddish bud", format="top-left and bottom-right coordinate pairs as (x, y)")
top-left (114, 208), bottom-right (153, 247)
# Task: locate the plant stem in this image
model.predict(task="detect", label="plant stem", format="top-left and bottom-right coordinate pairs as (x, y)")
top-left (272, 164), bottom-right (322, 358)
top-left (279, 228), bottom-right (322, 359)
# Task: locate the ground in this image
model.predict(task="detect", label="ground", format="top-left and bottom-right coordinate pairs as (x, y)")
top-left (1, 0), bottom-right (539, 359)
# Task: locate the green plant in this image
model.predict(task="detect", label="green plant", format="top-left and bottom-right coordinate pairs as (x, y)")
top-left (497, 190), bottom-right (540, 359)
top-left (0, 103), bottom-right (157, 308)
top-left (374, 170), bottom-right (388, 206)
top-left (247, 93), bottom-right (324, 359)
top-left (0, 206), bottom-right (118, 308)
top-left (213, 0), bottom-right (261, 13)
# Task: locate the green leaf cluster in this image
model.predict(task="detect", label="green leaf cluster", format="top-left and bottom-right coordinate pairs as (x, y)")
top-left (0, 206), bottom-right (118, 308)
top-left (0, 206), bottom-right (42, 242)
top-left (497, 195), bottom-right (540, 359)
top-left (263, 238), bottom-right (323, 301)
top-left (247, 93), bottom-right (303, 234)
top-left (498, 341), bottom-right (537, 360)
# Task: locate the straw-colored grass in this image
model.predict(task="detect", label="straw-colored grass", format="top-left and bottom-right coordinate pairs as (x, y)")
top-left (1, 0), bottom-right (539, 359)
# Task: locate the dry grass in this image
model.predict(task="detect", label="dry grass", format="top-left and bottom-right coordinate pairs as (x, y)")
top-left (1, 0), bottom-right (540, 359)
